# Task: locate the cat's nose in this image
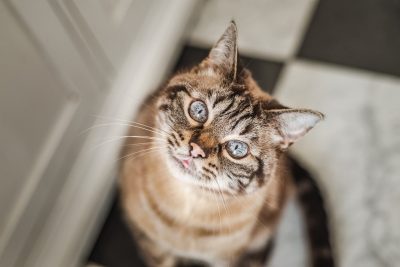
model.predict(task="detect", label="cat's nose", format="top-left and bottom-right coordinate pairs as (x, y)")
top-left (190, 142), bottom-right (206, 158)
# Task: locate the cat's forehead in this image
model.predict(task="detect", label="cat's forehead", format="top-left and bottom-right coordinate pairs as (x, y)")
top-left (169, 72), bottom-right (228, 93)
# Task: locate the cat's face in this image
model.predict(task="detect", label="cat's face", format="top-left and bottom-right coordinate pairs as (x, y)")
top-left (155, 22), bottom-right (323, 195)
top-left (157, 76), bottom-right (277, 194)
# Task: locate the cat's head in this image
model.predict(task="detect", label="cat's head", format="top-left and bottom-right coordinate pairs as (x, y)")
top-left (156, 21), bottom-right (323, 195)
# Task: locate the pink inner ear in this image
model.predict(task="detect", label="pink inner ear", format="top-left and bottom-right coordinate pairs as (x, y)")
top-left (273, 110), bottom-right (323, 149)
top-left (286, 127), bottom-right (311, 141)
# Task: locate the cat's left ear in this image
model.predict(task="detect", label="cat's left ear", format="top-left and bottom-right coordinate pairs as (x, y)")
top-left (204, 20), bottom-right (238, 82)
top-left (267, 109), bottom-right (324, 149)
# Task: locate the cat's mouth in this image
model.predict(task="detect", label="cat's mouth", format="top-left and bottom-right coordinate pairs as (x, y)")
top-left (180, 158), bottom-right (192, 169)
top-left (172, 155), bottom-right (193, 171)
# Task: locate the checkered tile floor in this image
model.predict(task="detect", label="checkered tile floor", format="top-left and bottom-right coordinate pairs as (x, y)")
top-left (88, 1), bottom-right (400, 266)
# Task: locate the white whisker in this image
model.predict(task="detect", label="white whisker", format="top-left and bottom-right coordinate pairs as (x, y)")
top-left (121, 147), bottom-right (167, 163)
top-left (93, 115), bottom-right (169, 135)
top-left (122, 141), bottom-right (158, 147)
top-left (117, 146), bottom-right (166, 162)
top-left (215, 179), bottom-right (230, 215)
top-left (91, 135), bottom-right (164, 152)
top-left (205, 185), bottom-right (222, 230)
top-left (82, 123), bottom-right (167, 138)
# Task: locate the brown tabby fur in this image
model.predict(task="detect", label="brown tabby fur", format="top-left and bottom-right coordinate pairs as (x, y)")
top-left (119, 22), bottom-right (332, 267)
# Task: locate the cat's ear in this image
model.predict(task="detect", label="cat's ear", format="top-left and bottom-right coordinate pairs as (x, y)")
top-left (267, 109), bottom-right (324, 149)
top-left (204, 20), bottom-right (238, 81)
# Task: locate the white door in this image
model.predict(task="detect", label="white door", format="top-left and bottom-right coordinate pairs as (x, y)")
top-left (0, 1), bottom-right (199, 266)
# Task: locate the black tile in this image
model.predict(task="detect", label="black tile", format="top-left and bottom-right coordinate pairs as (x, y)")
top-left (299, 0), bottom-right (400, 77)
top-left (87, 193), bottom-right (147, 267)
top-left (174, 46), bottom-right (284, 93)
top-left (174, 45), bottom-right (209, 72)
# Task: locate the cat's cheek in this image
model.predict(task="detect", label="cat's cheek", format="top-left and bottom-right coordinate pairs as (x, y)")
top-left (165, 155), bottom-right (185, 178)
top-left (216, 176), bottom-right (233, 192)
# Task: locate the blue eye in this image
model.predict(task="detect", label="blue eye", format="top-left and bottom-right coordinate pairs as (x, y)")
top-left (189, 100), bottom-right (208, 123)
top-left (226, 140), bottom-right (248, 159)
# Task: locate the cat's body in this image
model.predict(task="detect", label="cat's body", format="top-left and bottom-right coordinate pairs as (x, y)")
top-left (120, 97), bottom-right (289, 266)
top-left (119, 22), bottom-right (334, 267)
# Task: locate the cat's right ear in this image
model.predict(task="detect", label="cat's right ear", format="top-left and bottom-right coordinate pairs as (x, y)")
top-left (200, 21), bottom-right (238, 82)
top-left (267, 109), bottom-right (324, 149)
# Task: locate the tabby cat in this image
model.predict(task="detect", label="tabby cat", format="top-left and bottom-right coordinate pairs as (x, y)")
top-left (119, 21), bottom-right (334, 267)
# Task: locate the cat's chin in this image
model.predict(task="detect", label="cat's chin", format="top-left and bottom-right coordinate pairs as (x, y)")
top-left (170, 155), bottom-right (194, 174)
top-left (166, 155), bottom-right (217, 190)
top-left (165, 155), bottom-right (197, 182)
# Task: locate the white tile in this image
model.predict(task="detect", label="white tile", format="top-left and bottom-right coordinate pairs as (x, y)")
top-left (268, 199), bottom-right (308, 267)
top-left (189, 0), bottom-right (317, 60)
top-left (274, 61), bottom-right (400, 267)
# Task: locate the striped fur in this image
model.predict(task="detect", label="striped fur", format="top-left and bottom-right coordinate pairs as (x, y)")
top-left (119, 21), bottom-right (333, 267)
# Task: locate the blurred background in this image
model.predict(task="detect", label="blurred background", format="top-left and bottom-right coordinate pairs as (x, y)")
top-left (0, 0), bottom-right (399, 267)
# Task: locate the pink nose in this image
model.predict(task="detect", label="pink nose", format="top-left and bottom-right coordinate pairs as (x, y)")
top-left (190, 142), bottom-right (206, 158)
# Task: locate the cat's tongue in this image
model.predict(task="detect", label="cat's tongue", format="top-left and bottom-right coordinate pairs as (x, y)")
top-left (181, 159), bottom-right (191, 169)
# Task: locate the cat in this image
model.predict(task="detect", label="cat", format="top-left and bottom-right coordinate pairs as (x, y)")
top-left (119, 21), bottom-right (334, 267)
